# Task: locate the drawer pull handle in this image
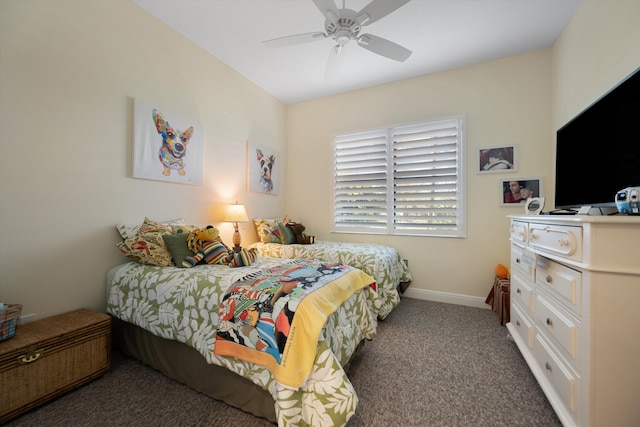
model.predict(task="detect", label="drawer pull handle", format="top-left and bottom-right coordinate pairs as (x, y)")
top-left (558, 238), bottom-right (570, 247)
top-left (546, 275), bottom-right (552, 284)
top-left (516, 320), bottom-right (521, 327)
top-left (516, 288), bottom-right (521, 294)
top-left (546, 318), bottom-right (553, 327)
top-left (18, 349), bottom-right (43, 364)
top-left (516, 258), bottom-right (521, 264)
top-left (545, 362), bottom-right (552, 372)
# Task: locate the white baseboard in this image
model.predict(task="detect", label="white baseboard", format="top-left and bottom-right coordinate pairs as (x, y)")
top-left (402, 287), bottom-right (490, 309)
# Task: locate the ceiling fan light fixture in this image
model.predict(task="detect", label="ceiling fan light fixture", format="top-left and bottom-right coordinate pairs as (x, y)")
top-left (334, 29), bottom-right (352, 45)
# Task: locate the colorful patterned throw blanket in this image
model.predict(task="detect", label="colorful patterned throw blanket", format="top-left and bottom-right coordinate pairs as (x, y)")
top-left (214, 259), bottom-right (375, 388)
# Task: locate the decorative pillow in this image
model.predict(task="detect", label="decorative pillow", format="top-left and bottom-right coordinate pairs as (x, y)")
top-left (116, 218), bottom-right (186, 240)
top-left (138, 217), bottom-right (171, 234)
top-left (254, 217), bottom-right (288, 243)
top-left (278, 223), bottom-right (297, 244)
top-left (162, 232), bottom-right (192, 267)
top-left (171, 224), bottom-right (197, 235)
top-left (116, 232), bottom-right (173, 267)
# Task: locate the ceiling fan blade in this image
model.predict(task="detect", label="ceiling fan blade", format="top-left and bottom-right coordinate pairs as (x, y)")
top-left (356, 0), bottom-right (411, 26)
top-left (357, 33), bottom-right (412, 62)
top-left (263, 32), bottom-right (327, 48)
top-left (312, 0), bottom-right (339, 26)
top-left (325, 44), bottom-right (345, 81)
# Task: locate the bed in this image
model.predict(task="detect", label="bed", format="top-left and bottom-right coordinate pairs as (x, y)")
top-left (106, 256), bottom-right (378, 427)
top-left (251, 240), bottom-right (412, 319)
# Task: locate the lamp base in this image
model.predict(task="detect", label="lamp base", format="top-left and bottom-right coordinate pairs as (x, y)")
top-left (232, 228), bottom-right (242, 253)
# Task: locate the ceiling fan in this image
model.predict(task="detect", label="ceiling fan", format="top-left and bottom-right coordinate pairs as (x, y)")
top-left (263, 0), bottom-right (412, 77)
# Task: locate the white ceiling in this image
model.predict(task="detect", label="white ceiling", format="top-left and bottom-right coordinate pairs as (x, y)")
top-left (133, 0), bottom-right (581, 105)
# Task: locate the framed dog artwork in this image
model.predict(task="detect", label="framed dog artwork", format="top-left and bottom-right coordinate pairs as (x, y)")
top-left (247, 140), bottom-right (279, 195)
top-left (133, 98), bottom-right (203, 185)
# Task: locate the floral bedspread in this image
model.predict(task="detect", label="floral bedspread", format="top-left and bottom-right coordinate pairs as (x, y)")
top-left (106, 256), bottom-right (378, 426)
top-left (252, 241), bottom-right (413, 319)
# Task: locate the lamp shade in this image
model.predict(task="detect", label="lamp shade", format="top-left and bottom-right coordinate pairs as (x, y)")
top-left (224, 203), bottom-right (248, 223)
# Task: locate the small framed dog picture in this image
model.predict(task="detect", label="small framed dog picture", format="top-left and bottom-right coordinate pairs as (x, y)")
top-left (133, 98), bottom-right (203, 185)
top-left (247, 140), bottom-right (280, 195)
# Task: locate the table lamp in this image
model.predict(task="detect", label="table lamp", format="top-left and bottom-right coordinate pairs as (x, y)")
top-left (224, 202), bottom-right (249, 252)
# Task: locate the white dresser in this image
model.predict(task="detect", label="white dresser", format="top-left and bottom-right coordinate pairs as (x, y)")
top-left (507, 215), bottom-right (640, 427)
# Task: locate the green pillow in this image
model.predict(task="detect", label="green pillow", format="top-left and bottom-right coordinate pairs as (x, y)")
top-left (279, 223), bottom-right (297, 244)
top-left (162, 232), bottom-right (192, 267)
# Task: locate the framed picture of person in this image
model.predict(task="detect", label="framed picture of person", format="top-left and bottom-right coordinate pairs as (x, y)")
top-left (478, 145), bottom-right (516, 174)
top-left (500, 177), bottom-right (544, 206)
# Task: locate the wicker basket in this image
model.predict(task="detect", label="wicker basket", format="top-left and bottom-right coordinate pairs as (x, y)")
top-left (0, 304), bottom-right (23, 341)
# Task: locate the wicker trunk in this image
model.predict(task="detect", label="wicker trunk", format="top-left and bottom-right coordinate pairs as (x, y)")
top-left (0, 308), bottom-right (111, 423)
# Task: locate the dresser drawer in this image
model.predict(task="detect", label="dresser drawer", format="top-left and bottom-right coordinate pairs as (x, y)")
top-left (510, 220), bottom-right (528, 245)
top-left (511, 246), bottom-right (536, 282)
top-left (510, 302), bottom-right (535, 348)
top-left (528, 223), bottom-right (582, 262)
top-left (535, 293), bottom-right (580, 362)
top-left (534, 334), bottom-right (579, 420)
top-left (511, 274), bottom-right (534, 311)
top-left (536, 256), bottom-right (582, 315)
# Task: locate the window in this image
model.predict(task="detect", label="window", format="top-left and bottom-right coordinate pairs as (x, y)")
top-left (332, 116), bottom-right (466, 237)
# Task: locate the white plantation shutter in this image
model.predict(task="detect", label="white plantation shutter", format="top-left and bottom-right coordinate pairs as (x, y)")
top-left (333, 130), bottom-right (389, 232)
top-left (392, 118), bottom-right (465, 236)
top-left (332, 117), bottom-right (466, 237)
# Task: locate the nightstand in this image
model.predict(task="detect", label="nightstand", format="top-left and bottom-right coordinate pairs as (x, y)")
top-left (0, 308), bottom-right (111, 423)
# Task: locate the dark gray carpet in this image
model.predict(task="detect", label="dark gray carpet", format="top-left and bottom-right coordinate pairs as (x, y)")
top-left (6, 298), bottom-right (560, 426)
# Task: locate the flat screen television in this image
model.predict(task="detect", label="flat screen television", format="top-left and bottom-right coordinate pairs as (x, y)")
top-left (555, 67), bottom-right (640, 212)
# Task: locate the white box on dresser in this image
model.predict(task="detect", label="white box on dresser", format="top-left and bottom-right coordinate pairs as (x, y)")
top-left (506, 215), bottom-right (640, 427)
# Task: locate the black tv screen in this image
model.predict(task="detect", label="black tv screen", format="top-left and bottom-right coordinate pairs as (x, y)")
top-left (555, 67), bottom-right (640, 210)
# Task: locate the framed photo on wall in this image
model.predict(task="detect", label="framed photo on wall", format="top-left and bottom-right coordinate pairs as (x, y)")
top-left (133, 98), bottom-right (203, 185)
top-left (501, 177), bottom-right (543, 206)
top-left (247, 140), bottom-right (280, 195)
top-left (478, 145), bottom-right (516, 174)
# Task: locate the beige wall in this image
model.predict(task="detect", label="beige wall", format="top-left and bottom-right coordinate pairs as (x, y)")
top-left (286, 51), bottom-right (553, 303)
top-left (552, 0), bottom-right (640, 130)
top-left (0, 0), bottom-right (287, 319)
